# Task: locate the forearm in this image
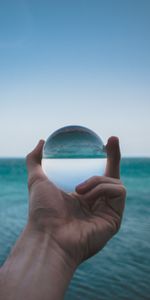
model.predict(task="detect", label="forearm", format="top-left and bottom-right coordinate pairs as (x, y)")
top-left (0, 224), bottom-right (76, 300)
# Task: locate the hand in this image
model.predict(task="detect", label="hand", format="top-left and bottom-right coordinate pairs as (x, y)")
top-left (26, 137), bottom-right (126, 267)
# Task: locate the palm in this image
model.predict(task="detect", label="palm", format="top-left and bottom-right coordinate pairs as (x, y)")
top-left (29, 176), bottom-right (124, 265)
top-left (56, 186), bottom-right (123, 264)
top-left (27, 137), bottom-right (125, 265)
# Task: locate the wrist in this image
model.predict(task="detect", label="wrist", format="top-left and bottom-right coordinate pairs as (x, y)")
top-left (26, 221), bottom-right (77, 271)
top-left (1, 223), bottom-right (76, 300)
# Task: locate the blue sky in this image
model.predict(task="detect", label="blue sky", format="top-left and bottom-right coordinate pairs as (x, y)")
top-left (0, 0), bottom-right (150, 156)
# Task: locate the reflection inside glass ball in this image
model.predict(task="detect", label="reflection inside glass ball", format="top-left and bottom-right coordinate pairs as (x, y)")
top-left (42, 125), bottom-right (107, 192)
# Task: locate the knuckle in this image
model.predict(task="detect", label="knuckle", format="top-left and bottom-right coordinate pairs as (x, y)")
top-left (107, 217), bottom-right (121, 236)
top-left (115, 218), bottom-right (121, 233)
top-left (117, 179), bottom-right (122, 184)
top-left (99, 183), bottom-right (106, 191)
top-left (119, 185), bottom-right (126, 198)
top-left (28, 174), bottom-right (46, 191)
top-left (111, 217), bottom-right (121, 235)
top-left (28, 173), bottom-right (38, 190)
top-left (92, 175), bottom-right (100, 182)
top-left (27, 175), bottom-right (35, 190)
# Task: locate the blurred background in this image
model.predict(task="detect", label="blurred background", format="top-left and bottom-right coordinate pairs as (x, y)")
top-left (0, 1), bottom-right (150, 299)
top-left (0, 0), bottom-right (150, 157)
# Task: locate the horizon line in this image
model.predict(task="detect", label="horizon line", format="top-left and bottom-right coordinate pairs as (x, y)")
top-left (0, 156), bottom-right (150, 159)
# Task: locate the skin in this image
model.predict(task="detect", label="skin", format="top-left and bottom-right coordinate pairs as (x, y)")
top-left (0, 136), bottom-right (126, 300)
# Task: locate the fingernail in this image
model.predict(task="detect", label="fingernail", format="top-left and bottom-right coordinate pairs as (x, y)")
top-left (38, 139), bottom-right (45, 146)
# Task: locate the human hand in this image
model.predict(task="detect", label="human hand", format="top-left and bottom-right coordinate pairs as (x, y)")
top-left (26, 137), bottom-right (126, 267)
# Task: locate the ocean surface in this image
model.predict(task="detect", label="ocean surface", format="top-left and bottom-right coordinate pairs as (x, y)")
top-left (0, 158), bottom-right (150, 300)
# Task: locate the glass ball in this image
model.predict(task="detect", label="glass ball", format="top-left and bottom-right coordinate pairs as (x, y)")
top-left (42, 125), bottom-right (107, 192)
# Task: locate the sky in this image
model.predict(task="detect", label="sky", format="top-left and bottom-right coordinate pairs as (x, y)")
top-left (0, 0), bottom-right (150, 157)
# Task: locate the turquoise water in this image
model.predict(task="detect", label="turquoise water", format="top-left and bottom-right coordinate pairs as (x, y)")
top-left (0, 158), bottom-right (150, 300)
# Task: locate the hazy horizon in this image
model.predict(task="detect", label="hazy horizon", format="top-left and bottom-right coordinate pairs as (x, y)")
top-left (0, 155), bottom-right (150, 159)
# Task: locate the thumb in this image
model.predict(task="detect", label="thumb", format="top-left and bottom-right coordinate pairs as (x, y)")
top-left (26, 140), bottom-right (46, 189)
top-left (104, 136), bottom-right (121, 179)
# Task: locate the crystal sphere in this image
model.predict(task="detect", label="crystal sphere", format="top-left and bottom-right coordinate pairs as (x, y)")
top-left (42, 125), bottom-right (107, 192)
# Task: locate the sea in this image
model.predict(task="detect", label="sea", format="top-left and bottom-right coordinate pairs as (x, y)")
top-left (0, 158), bottom-right (150, 300)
